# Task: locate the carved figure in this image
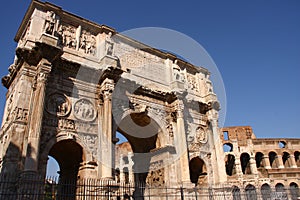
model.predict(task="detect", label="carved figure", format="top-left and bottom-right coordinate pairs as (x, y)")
top-left (74, 99), bottom-right (96, 121)
top-left (44, 11), bottom-right (56, 35)
top-left (172, 60), bottom-right (184, 82)
top-left (105, 32), bottom-right (114, 55)
top-left (46, 94), bottom-right (70, 116)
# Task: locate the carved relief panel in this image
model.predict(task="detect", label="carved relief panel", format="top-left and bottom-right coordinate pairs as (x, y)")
top-left (45, 93), bottom-right (71, 117)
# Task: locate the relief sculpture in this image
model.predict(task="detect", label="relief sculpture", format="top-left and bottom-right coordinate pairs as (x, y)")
top-left (74, 99), bottom-right (96, 121)
top-left (46, 93), bottom-right (71, 117)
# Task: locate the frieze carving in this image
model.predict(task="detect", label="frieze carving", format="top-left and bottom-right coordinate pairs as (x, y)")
top-left (59, 23), bottom-right (97, 56)
top-left (58, 118), bottom-right (75, 131)
top-left (74, 99), bottom-right (96, 121)
top-left (81, 134), bottom-right (98, 159)
top-left (43, 117), bottom-right (97, 134)
top-left (45, 93), bottom-right (71, 117)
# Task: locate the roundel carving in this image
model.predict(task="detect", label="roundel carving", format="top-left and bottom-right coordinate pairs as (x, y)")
top-left (196, 126), bottom-right (207, 144)
top-left (46, 93), bottom-right (71, 117)
top-left (74, 99), bottom-right (96, 121)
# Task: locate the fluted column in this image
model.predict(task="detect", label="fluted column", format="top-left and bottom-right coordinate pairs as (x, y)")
top-left (24, 59), bottom-right (51, 172)
top-left (175, 100), bottom-right (190, 183)
top-left (100, 78), bottom-right (114, 179)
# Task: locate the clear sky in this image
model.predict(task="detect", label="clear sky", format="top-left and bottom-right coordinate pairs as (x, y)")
top-left (0, 0), bottom-right (299, 140)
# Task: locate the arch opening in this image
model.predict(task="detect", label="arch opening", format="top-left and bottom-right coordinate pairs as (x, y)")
top-left (261, 183), bottom-right (271, 200)
top-left (269, 151), bottom-right (278, 168)
top-left (255, 152), bottom-right (264, 168)
top-left (232, 186), bottom-right (241, 200)
top-left (189, 157), bottom-right (207, 185)
top-left (223, 143), bottom-right (233, 152)
top-left (49, 139), bottom-right (83, 182)
top-left (46, 155), bottom-right (60, 178)
top-left (294, 151), bottom-right (300, 167)
top-left (245, 184), bottom-right (257, 200)
top-left (282, 152), bottom-right (291, 168)
top-left (275, 183), bottom-right (288, 199)
top-left (290, 182), bottom-right (299, 200)
top-left (240, 153), bottom-right (251, 174)
top-left (114, 112), bottom-right (164, 189)
top-left (225, 154), bottom-right (235, 176)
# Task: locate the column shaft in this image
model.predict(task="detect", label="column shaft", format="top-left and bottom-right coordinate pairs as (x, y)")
top-left (24, 59), bottom-right (51, 172)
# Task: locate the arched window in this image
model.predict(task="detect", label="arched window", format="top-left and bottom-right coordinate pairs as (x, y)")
top-left (255, 152), bottom-right (264, 168)
top-left (232, 186), bottom-right (241, 200)
top-left (240, 153), bottom-right (251, 174)
top-left (245, 184), bottom-right (257, 200)
top-left (290, 182), bottom-right (299, 200)
top-left (223, 143), bottom-right (233, 152)
top-left (294, 151), bottom-right (300, 167)
top-left (261, 183), bottom-right (271, 200)
top-left (225, 154), bottom-right (235, 176)
top-left (269, 151), bottom-right (278, 168)
top-left (282, 152), bottom-right (291, 168)
top-left (275, 183), bottom-right (288, 200)
top-left (278, 141), bottom-right (286, 148)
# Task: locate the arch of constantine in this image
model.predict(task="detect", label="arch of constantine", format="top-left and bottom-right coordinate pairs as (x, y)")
top-left (0, 0), bottom-right (299, 199)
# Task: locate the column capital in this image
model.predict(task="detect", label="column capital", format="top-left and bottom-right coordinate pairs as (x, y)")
top-left (101, 78), bottom-right (114, 100)
top-left (36, 59), bottom-right (52, 83)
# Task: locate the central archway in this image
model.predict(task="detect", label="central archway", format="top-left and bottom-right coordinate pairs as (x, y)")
top-left (114, 111), bottom-right (166, 198)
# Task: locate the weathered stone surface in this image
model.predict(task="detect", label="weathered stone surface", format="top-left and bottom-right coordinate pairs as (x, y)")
top-left (0, 1), bottom-right (298, 194)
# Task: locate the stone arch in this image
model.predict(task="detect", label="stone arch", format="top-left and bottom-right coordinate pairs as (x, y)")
top-left (189, 157), bottom-right (207, 185)
top-left (282, 152), bottom-right (291, 168)
top-left (261, 183), bottom-right (271, 200)
top-left (41, 132), bottom-right (92, 164)
top-left (245, 184), bottom-right (257, 200)
top-left (114, 110), bottom-right (168, 192)
top-left (225, 154), bottom-right (236, 176)
top-left (294, 151), bottom-right (300, 167)
top-left (255, 152), bottom-right (264, 168)
top-left (275, 183), bottom-right (288, 199)
top-left (269, 151), bottom-right (278, 168)
top-left (232, 186), bottom-right (241, 200)
top-left (223, 143), bottom-right (233, 152)
top-left (116, 107), bottom-right (169, 148)
top-left (240, 153), bottom-right (251, 174)
top-left (39, 131), bottom-right (92, 180)
top-left (289, 182), bottom-right (299, 200)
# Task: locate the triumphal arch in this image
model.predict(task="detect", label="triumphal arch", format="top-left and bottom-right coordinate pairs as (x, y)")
top-left (0, 0), bottom-right (225, 189)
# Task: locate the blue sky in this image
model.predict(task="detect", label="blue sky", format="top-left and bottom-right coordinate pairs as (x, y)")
top-left (0, 0), bottom-right (299, 140)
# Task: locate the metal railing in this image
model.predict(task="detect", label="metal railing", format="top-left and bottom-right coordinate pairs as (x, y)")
top-left (0, 174), bottom-right (299, 199)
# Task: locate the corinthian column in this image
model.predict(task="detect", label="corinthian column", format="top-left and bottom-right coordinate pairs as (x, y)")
top-left (101, 78), bottom-right (114, 179)
top-left (24, 59), bottom-right (51, 172)
top-left (175, 99), bottom-right (190, 183)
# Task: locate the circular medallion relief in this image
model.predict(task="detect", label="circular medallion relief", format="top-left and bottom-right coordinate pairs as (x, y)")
top-left (46, 93), bottom-right (71, 116)
top-left (195, 126), bottom-right (207, 144)
top-left (74, 99), bottom-right (96, 121)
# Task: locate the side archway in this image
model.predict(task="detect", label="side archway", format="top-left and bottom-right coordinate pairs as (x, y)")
top-left (189, 157), bottom-right (207, 185)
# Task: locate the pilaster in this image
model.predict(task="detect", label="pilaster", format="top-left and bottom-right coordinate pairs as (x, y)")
top-left (24, 59), bottom-right (51, 172)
